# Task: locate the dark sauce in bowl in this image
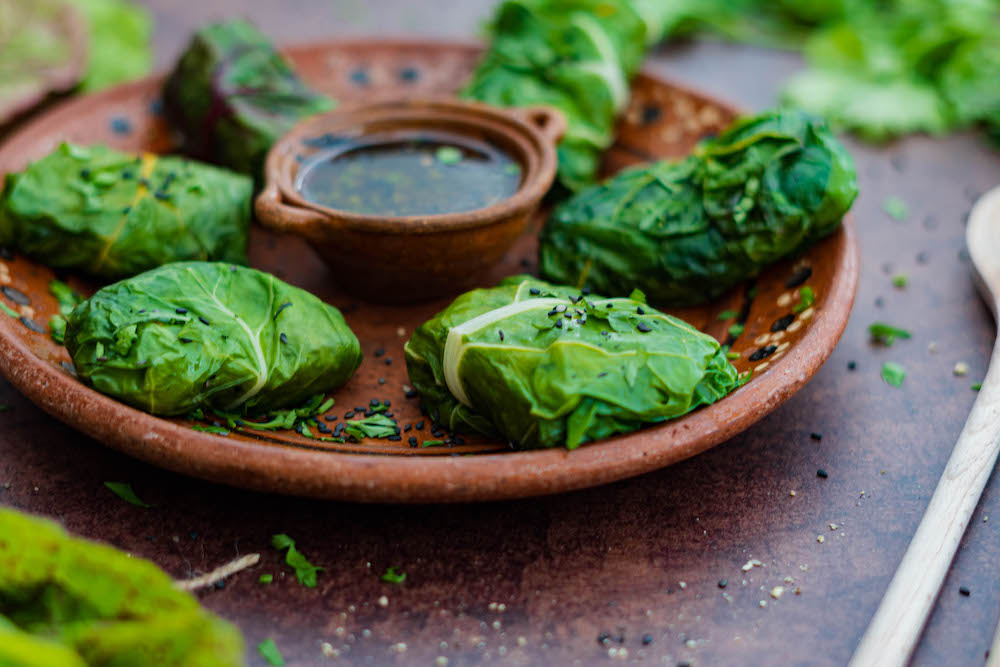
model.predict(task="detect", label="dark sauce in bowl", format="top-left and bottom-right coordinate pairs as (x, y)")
top-left (295, 131), bottom-right (522, 217)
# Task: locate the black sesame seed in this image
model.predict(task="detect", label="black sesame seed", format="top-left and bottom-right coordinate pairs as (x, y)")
top-left (355, 405), bottom-right (367, 411)
top-left (404, 424), bottom-right (411, 432)
top-left (375, 347), bottom-right (385, 357)
top-left (529, 288), bottom-right (541, 296)
top-left (416, 421), bottom-right (425, 430)
top-left (370, 399), bottom-right (380, 406)
top-left (637, 322), bottom-right (652, 332)
top-left (198, 316), bottom-right (210, 325)
top-left (399, 67), bottom-right (419, 82)
top-left (408, 436), bottom-right (418, 447)
top-left (581, 287), bottom-right (591, 295)
top-left (384, 400), bottom-right (391, 407)
top-left (597, 633), bottom-right (611, 646)
top-left (154, 191), bottom-right (171, 201)
top-left (1, 286), bottom-right (29, 306)
top-left (454, 436), bottom-right (465, 445)
top-left (771, 314), bottom-right (795, 332)
top-left (718, 578), bottom-right (727, 588)
top-left (817, 469), bottom-right (829, 479)
top-left (80, 168), bottom-right (91, 179)
top-left (642, 634), bottom-right (654, 646)
top-left (364, 409), bottom-right (374, 417)
top-left (405, 388), bottom-right (418, 399)
top-left (810, 432), bottom-right (823, 441)
top-left (847, 360), bottom-right (857, 371)
top-left (350, 68), bottom-right (370, 85)
top-left (20, 317), bottom-right (45, 334)
top-left (959, 586), bottom-right (971, 596)
top-left (175, 307), bottom-right (188, 314)
top-left (385, 357), bottom-right (392, 365)
top-left (388, 435), bottom-right (402, 441)
top-left (344, 411), bottom-right (355, 419)
top-left (0, 247), bottom-right (11, 260)
top-left (748, 345), bottom-right (777, 361)
top-left (636, 306), bottom-right (645, 315)
top-left (178, 337), bottom-right (193, 344)
top-left (325, 414), bottom-right (338, 421)
top-left (555, 319), bottom-right (563, 329)
top-left (279, 333), bottom-right (287, 344)
top-left (499, 330), bottom-right (505, 342)
top-left (785, 266), bottom-right (813, 288)
top-left (273, 302), bottom-right (293, 319)
top-left (110, 116), bottom-right (133, 135)
top-left (378, 377), bottom-right (386, 385)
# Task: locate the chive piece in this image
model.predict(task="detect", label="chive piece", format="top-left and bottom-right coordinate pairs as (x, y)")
top-left (881, 362), bottom-right (906, 387)
top-left (891, 274), bottom-right (908, 288)
top-left (104, 481), bottom-right (152, 508)
top-left (972, 383), bottom-right (982, 391)
top-left (271, 534), bottom-right (323, 588)
top-left (381, 566), bottom-right (406, 584)
top-left (420, 440), bottom-right (445, 447)
top-left (258, 638), bottom-right (285, 666)
top-left (0, 302), bottom-right (18, 318)
top-left (869, 322), bottom-right (912, 346)
top-left (259, 574), bottom-right (273, 584)
top-left (793, 286), bottom-right (815, 314)
top-left (728, 323), bottom-right (744, 338)
top-left (717, 309), bottom-right (738, 320)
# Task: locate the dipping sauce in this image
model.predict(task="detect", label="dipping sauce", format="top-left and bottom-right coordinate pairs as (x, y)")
top-left (295, 131), bottom-right (522, 217)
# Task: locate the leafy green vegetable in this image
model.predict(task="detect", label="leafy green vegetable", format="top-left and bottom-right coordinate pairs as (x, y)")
top-left (65, 262), bottom-right (362, 416)
top-left (70, 0), bottom-right (152, 92)
top-left (540, 109), bottom-right (858, 306)
top-left (869, 322), bottom-right (912, 346)
top-left (49, 315), bottom-right (67, 344)
top-left (271, 534), bottom-right (323, 588)
top-left (343, 413), bottom-right (398, 441)
top-left (404, 275), bottom-right (741, 450)
top-left (0, 507), bottom-right (244, 665)
top-left (191, 424), bottom-right (230, 436)
top-left (794, 286), bottom-right (815, 314)
top-left (462, 0), bottom-right (653, 190)
top-left (163, 20), bottom-right (335, 177)
top-left (257, 638), bottom-right (284, 666)
top-left (381, 566), bottom-right (406, 584)
top-left (103, 481), bottom-right (151, 508)
top-left (881, 361), bottom-right (906, 387)
top-left (883, 196), bottom-right (908, 221)
top-left (0, 0), bottom-right (87, 124)
top-left (0, 143), bottom-right (252, 280)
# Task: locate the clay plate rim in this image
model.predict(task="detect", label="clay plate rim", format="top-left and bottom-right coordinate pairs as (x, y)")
top-left (0, 39), bottom-right (859, 503)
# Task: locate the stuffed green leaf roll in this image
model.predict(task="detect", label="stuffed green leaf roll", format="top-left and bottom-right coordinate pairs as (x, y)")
top-left (163, 19), bottom-right (334, 177)
top-left (0, 507), bottom-right (243, 666)
top-left (461, 0), bottom-right (651, 191)
top-left (0, 143), bottom-right (252, 280)
top-left (65, 262), bottom-right (362, 416)
top-left (539, 109), bottom-right (858, 306)
top-left (405, 276), bottom-right (740, 450)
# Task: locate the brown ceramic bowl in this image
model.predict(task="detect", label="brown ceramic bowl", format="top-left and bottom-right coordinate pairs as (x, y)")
top-left (255, 98), bottom-right (565, 302)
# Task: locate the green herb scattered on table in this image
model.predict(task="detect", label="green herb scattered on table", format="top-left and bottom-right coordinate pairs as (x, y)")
top-left (64, 262), bottom-right (361, 416)
top-left (259, 574), bottom-right (273, 584)
top-left (405, 275), bottom-right (741, 450)
top-left (793, 287), bottom-right (815, 314)
top-left (728, 323), bottom-right (744, 338)
top-left (972, 382), bottom-right (983, 391)
top-left (381, 566), bottom-right (407, 584)
top-left (420, 440), bottom-right (445, 448)
top-left (869, 322), bottom-right (912, 346)
top-left (883, 196), bottom-right (909, 221)
top-left (881, 361), bottom-right (906, 387)
top-left (103, 481), bottom-right (152, 508)
top-left (0, 143), bottom-right (252, 280)
top-left (891, 274), bottom-right (909, 288)
top-left (191, 424), bottom-right (230, 436)
top-left (434, 146), bottom-right (463, 165)
top-left (271, 534), bottom-right (323, 588)
top-left (540, 109), bottom-right (857, 307)
top-left (257, 638), bottom-right (284, 666)
top-left (0, 302), bottom-right (19, 319)
top-left (717, 309), bottom-right (738, 320)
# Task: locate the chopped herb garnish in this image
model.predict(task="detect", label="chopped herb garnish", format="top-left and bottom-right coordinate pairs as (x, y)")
top-left (881, 362), bottom-right (906, 387)
top-left (435, 146), bottom-right (463, 165)
top-left (257, 638), bottom-right (285, 666)
top-left (972, 382), bottom-right (982, 391)
top-left (891, 274), bottom-right (908, 288)
top-left (381, 566), bottom-right (407, 584)
top-left (793, 286), bottom-right (815, 313)
top-left (717, 310), bottom-right (738, 320)
top-left (0, 302), bottom-right (19, 318)
top-left (343, 413), bottom-right (398, 441)
top-left (728, 323), bottom-right (744, 338)
top-left (727, 351), bottom-right (741, 360)
top-left (420, 440), bottom-right (445, 448)
top-left (869, 322), bottom-right (912, 346)
top-left (104, 481), bottom-right (152, 508)
top-left (271, 534), bottom-right (323, 588)
top-left (49, 315), bottom-right (67, 345)
top-left (191, 424), bottom-right (229, 436)
top-left (259, 574), bottom-right (273, 584)
top-left (883, 196), bottom-right (908, 221)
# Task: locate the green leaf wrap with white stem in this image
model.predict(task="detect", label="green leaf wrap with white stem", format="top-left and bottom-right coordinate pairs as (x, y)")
top-left (65, 262), bottom-right (362, 416)
top-left (405, 276), bottom-right (741, 450)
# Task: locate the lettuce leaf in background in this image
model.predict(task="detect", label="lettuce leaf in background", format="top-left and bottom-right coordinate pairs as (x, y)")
top-left (69, 0), bottom-right (152, 91)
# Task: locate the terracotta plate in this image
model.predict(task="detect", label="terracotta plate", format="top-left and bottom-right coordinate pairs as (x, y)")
top-left (0, 40), bottom-right (858, 502)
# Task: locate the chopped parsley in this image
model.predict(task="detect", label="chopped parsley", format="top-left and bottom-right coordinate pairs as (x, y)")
top-left (972, 382), bottom-right (983, 391)
top-left (259, 574), bottom-right (273, 584)
top-left (0, 302), bottom-right (18, 318)
top-left (793, 286), bottom-right (815, 313)
top-left (883, 196), bottom-right (908, 221)
top-left (381, 566), bottom-right (407, 584)
top-left (881, 362), bottom-right (906, 387)
top-left (891, 274), bottom-right (908, 288)
top-left (727, 323), bottom-right (744, 338)
top-left (49, 315), bottom-right (67, 345)
top-left (343, 414), bottom-right (398, 441)
top-left (103, 481), bottom-right (152, 508)
top-left (271, 534), bottom-right (323, 588)
top-left (869, 322), bottom-right (912, 346)
top-left (435, 146), bottom-right (462, 165)
top-left (257, 638), bottom-right (285, 666)
top-left (191, 424), bottom-right (229, 436)
top-left (717, 309), bottom-right (738, 320)
top-left (420, 440), bottom-right (446, 448)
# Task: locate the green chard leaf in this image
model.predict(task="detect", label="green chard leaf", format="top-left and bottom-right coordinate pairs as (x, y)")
top-left (103, 481), bottom-right (152, 508)
top-left (70, 0), bottom-right (153, 92)
top-left (540, 109), bottom-right (857, 307)
top-left (271, 534), bottom-right (323, 588)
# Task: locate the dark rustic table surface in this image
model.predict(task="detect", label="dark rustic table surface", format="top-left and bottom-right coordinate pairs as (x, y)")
top-left (3, 1), bottom-right (1000, 666)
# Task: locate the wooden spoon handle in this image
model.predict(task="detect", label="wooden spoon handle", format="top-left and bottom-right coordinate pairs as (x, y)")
top-left (850, 335), bottom-right (1000, 667)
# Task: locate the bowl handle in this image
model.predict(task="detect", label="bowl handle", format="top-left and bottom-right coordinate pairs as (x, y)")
top-left (511, 106), bottom-right (567, 144)
top-left (254, 180), bottom-right (327, 237)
